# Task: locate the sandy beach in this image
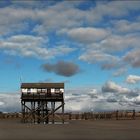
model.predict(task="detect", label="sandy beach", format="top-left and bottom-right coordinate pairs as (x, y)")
top-left (0, 119), bottom-right (140, 140)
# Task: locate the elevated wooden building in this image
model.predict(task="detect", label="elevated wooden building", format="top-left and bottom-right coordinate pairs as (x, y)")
top-left (21, 83), bottom-right (64, 124)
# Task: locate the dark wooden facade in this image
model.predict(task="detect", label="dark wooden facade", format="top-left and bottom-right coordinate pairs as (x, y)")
top-left (21, 83), bottom-right (64, 124)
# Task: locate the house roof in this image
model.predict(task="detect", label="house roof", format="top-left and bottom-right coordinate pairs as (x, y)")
top-left (21, 83), bottom-right (64, 88)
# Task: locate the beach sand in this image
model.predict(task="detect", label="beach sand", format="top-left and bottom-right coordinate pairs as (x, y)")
top-left (0, 119), bottom-right (140, 140)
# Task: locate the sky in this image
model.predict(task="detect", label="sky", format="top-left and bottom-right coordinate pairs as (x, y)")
top-left (0, 0), bottom-right (140, 112)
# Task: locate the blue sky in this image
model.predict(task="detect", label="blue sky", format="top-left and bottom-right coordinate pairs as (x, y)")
top-left (0, 0), bottom-right (140, 112)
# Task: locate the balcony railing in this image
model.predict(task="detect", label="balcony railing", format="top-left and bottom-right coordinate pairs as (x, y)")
top-left (21, 92), bottom-right (63, 100)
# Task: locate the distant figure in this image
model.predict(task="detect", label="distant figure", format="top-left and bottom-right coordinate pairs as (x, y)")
top-left (69, 113), bottom-right (72, 120)
top-left (116, 110), bottom-right (119, 120)
top-left (132, 109), bottom-right (135, 120)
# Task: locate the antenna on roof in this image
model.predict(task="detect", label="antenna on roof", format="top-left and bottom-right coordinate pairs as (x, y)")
top-left (18, 68), bottom-right (24, 85)
top-left (20, 76), bottom-right (22, 84)
top-left (20, 75), bottom-right (23, 84)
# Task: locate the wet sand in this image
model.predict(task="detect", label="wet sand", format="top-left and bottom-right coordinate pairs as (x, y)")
top-left (0, 119), bottom-right (140, 140)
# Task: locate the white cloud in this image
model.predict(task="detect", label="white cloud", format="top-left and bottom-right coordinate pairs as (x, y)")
top-left (134, 95), bottom-right (140, 105)
top-left (0, 84), bottom-right (140, 113)
top-left (126, 75), bottom-right (140, 84)
top-left (79, 50), bottom-right (120, 65)
top-left (0, 35), bottom-right (74, 59)
top-left (0, 93), bottom-right (20, 112)
top-left (65, 88), bottom-right (110, 112)
top-left (0, 1), bottom-right (140, 113)
top-left (0, 2), bottom-right (90, 36)
top-left (77, 32), bottom-right (140, 69)
top-left (102, 81), bottom-right (130, 94)
top-left (0, 1), bottom-right (139, 36)
top-left (65, 85), bottom-right (140, 112)
top-left (0, 35), bottom-right (49, 58)
top-left (95, 1), bottom-right (140, 18)
top-left (0, 1), bottom-right (140, 77)
top-left (124, 49), bottom-right (140, 68)
top-left (11, 1), bottom-right (46, 8)
top-left (112, 20), bottom-right (140, 34)
top-left (90, 34), bottom-right (140, 53)
top-left (0, 7), bottom-right (34, 36)
top-left (62, 27), bottom-right (110, 44)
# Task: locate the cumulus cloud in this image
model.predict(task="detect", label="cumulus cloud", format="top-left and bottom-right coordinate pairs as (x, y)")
top-left (0, 1), bottom-right (139, 71)
top-left (0, 1), bottom-right (139, 36)
top-left (62, 27), bottom-right (110, 44)
top-left (89, 34), bottom-right (140, 53)
top-left (102, 81), bottom-right (128, 94)
top-left (126, 75), bottom-right (140, 84)
top-left (134, 96), bottom-right (140, 105)
top-left (0, 7), bottom-right (34, 36)
top-left (76, 32), bottom-right (140, 70)
top-left (102, 81), bottom-right (139, 98)
top-left (106, 98), bottom-right (117, 103)
top-left (41, 60), bottom-right (80, 77)
top-left (124, 49), bottom-right (140, 68)
top-left (79, 50), bottom-right (120, 67)
top-left (0, 1), bottom-right (140, 113)
top-left (95, 1), bottom-right (140, 18)
top-left (61, 86), bottom-right (140, 112)
top-left (65, 88), bottom-right (111, 112)
top-left (0, 93), bottom-right (20, 112)
top-left (0, 35), bottom-right (74, 59)
top-left (0, 85), bottom-right (140, 113)
top-left (0, 35), bottom-right (48, 57)
top-left (0, 2), bottom-right (88, 36)
top-left (102, 81), bottom-right (127, 94)
top-left (112, 19), bottom-right (140, 34)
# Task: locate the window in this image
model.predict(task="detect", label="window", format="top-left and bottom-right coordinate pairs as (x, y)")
top-left (55, 89), bottom-right (60, 93)
top-left (21, 88), bottom-right (27, 93)
top-left (37, 89), bottom-right (41, 93)
top-left (60, 88), bottom-right (64, 93)
top-left (42, 89), bottom-right (47, 93)
top-left (27, 89), bottom-right (31, 94)
top-left (51, 88), bottom-right (55, 93)
top-left (31, 88), bottom-right (37, 93)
